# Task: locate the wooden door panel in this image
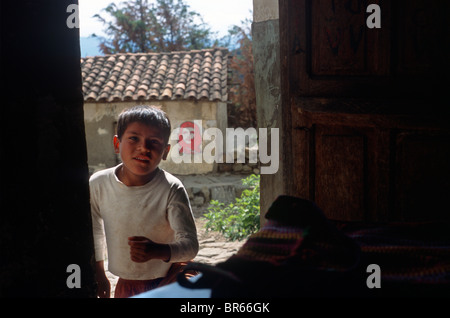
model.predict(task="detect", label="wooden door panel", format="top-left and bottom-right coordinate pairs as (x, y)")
top-left (315, 126), bottom-right (367, 221)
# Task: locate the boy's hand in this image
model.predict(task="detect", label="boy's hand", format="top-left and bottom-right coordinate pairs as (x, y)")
top-left (97, 275), bottom-right (111, 298)
top-left (95, 261), bottom-right (111, 298)
top-left (128, 236), bottom-right (171, 263)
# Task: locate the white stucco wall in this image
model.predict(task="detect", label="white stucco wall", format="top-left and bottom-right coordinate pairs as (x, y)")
top-left (83, 100), bottom-right (227, 175)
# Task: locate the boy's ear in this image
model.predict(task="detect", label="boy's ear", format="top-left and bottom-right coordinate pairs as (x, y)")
top-left (162, 144), bottom-right (171, 160)
top-left (113, 135), bottom-right (120, 154)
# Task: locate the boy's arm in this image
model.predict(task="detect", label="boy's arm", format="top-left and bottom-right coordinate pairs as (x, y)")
top-left (89, 179), bottom-right (110, 297)
top-left (90, 184), bottom-right (107, 264)
top-left (165, 187), bottom-right (199, 263)
top-left (128, 236), bottom-right (171, 263)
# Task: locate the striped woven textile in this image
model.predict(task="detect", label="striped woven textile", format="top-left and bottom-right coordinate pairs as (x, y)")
top-left (343, 223), bottom-right (450, 286)
top-left (234, 221), bottom-right (307, 265)
top-left (178, 196), bottom-right (450, 296)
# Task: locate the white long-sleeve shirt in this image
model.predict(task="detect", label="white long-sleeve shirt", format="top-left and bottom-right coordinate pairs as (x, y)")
top-left (90, 164), bottom-right (199, 280)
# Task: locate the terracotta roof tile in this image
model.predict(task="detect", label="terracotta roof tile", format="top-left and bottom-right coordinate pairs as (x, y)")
top-left (81, 48), bottom-right (229, 103)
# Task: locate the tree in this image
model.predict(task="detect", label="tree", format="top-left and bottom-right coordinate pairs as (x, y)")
top-left (93, 0), bottom-right (216, 53)
top-left (225, 18), bottom-right (256, 129)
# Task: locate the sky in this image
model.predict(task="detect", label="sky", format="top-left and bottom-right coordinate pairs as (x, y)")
top-left (78, 0), bottom-right (254, 38)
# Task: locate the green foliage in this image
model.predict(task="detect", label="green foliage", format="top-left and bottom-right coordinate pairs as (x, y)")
top-left (94, 0), bottom-right (216, 53)
top-left (224, 17), bottom-right (256, 129)
top-left (204, 174), bottom-right (260, 241)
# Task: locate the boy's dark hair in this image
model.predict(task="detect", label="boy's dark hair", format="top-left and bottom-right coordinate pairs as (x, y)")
top-left (116, 105), bottom-right (171, 144)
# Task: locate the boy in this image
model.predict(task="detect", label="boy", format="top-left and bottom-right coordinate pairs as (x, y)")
top-left (90, 105), bottom-right (199, 298)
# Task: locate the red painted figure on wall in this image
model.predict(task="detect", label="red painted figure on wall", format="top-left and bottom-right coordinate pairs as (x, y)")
top-left (178, 121), bottom-right (202, 154)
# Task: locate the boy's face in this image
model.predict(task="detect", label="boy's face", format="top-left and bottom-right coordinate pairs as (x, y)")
top-left (114, 121), bottom-right (170, 185)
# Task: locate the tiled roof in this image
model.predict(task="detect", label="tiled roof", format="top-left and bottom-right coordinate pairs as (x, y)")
top-left (81, 48), bottom-right (229, 103)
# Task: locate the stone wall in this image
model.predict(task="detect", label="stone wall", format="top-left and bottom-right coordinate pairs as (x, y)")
top-left (252, 0), bottom-right (284, 223)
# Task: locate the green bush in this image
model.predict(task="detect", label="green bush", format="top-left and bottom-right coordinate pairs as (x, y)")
top-left (204, 174), bottom-right (260, 241)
